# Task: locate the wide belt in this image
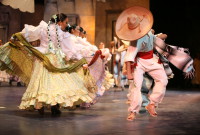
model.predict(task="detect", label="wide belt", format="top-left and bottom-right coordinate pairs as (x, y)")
top-left (137, 50), bottom-right (153, 59)
top-left (131, 50), bottom-right (161, 71)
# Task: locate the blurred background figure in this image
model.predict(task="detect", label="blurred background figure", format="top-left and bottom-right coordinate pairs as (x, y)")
top-left (110, 37), bottom-right (128, 90)
top-left (117, 40), bottom-right (129, 90)
top-left (9, 76), bottom-right (23, 87)
top-left (0, 70), bottom-right (10, 86)
top-left (110, 37), bottom-right (120, 88)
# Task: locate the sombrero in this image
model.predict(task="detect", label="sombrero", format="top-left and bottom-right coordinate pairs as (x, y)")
top-left (115, 6), bottom-right (153, 41)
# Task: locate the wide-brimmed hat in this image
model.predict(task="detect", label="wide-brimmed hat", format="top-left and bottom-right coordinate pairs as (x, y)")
top-left (115, 6), bottom-right (153, 41)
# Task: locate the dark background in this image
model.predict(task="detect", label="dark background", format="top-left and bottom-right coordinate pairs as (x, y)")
top-left (150, 0), bottom-right (200, 89)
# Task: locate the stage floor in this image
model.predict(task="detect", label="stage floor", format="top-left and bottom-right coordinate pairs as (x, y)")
top-left (0, 86), bottom-right (200, 135)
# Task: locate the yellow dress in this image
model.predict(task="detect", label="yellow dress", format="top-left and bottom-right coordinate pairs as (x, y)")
top-left (19, 53), bottom-right (96, 109)
top-left (102, 70), bottom-right (114, 90)
top-left (0, 29), bottom-right (97, 110)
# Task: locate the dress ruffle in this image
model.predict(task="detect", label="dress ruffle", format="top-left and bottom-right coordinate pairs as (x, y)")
top-left (19, 54), bottom-right (97, 109)
top-left (102, 70), bottom-right (114, 90)
top-left (20, 89), bottom-right (95, 109)
top-left (0, 40), bottom-right (97, 110)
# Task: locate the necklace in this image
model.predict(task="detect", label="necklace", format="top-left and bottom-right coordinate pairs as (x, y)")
top-left (47, 19), bottom-right (66, 66)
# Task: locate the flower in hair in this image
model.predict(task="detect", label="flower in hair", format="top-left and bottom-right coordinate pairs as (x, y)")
top-left (52, 14), bottom-right (57, 20)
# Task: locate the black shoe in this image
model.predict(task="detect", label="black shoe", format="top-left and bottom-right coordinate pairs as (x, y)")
top-left (114, 84), bottom-right (118, 87)
top-left (9, 80), bottom-right (13, 86)
top-left (56, 104), bottom-right (61, 114)
top-left (51, 105), bottom-right (61, 116)
top-left (17, 82), bottom-right (22, 87)
top-left (76, 105), bottom-right (80, 108)
top-left (38, 107), bottom-right (44, 115)
top-left (124, 85), bottom-right (129, 88)
top-left (51, 106), bottom-right (57, 116)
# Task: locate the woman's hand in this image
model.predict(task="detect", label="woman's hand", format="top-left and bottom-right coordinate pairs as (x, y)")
top-left (83, 64), bottom-right (88, 69)
top-left (65, 56), bottom-right (69, 61)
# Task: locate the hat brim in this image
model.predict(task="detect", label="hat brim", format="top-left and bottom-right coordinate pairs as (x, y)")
top-left (115, 6), bottom-right (153, 41)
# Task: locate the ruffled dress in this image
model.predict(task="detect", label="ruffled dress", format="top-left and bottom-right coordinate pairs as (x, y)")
top-left (60, 33), bottom-right (113, 95)
top-left (1, 21), bottom-right (97, 109)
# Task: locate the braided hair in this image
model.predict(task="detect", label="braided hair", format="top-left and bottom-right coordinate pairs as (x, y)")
top-left (47, 13), bottom-right (67, 50)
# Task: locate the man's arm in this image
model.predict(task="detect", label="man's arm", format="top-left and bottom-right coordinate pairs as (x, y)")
top-left (126, 61), bottom-right (133, 80)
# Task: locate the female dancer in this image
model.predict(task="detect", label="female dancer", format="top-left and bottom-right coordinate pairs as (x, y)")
top-left (63, 24), bottom-right (113, 106)
top-left (0, 13), bottom-right (97, 115)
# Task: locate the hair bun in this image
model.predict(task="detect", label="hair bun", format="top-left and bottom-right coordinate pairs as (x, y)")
top-left (49, 13), bottom-right (67, 24)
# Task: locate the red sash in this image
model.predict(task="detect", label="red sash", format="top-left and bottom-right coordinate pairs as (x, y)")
top-left (131, 50), bottom-right (161, 71)
top-left (137, 50), bottom-right (153, 59)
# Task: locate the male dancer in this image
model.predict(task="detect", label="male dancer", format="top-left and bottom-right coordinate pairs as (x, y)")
top-left (115, 6), bottom-right (168, 121)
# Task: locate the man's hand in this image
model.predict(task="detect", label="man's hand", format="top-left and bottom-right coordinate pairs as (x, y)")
top-left (126, 61), bottom-right (134, 80)
top-left (127, 73), bottom-right (133, 80)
